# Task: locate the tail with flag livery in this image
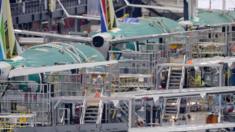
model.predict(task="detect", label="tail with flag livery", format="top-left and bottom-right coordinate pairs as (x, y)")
top-left (0, 0), bottom-right (18, 60)
top-left (98, 0), bottom-right (118, 32)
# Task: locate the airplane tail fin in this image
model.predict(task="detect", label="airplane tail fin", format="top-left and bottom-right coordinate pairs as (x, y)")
top-left (0, 0), bottom-right (18, 60)
top-left (98, 0), bottom-right (118, 32)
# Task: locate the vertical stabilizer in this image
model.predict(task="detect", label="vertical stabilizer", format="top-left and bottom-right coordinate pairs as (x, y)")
top-left (0, 0), bottom-right (18, 60)
top-left (98, 0), bottom-right (118, 32)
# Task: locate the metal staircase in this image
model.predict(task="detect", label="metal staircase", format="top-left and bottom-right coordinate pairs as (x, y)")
top-left (81, 99), bottom-right (103, 124)
top-left (84, 105), bottom-right (99, 123)
top-left (163, 60), bottom-right (186, 122)
top-left (166, 55), bottom-right (186, 90)
top-left (162, 97), bottom-right (181, 122)
top-left (167, 67), bottom-right (183, 89)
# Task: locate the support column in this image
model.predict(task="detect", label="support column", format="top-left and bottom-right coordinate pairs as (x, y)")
top-left (184, 0), bottom-right (198, 20)
top-left (209, 0), bottom-right (212, 10)
top-left (128, 99), bottom-right (134, 129)
top-left (219, 65), bottom-right (223, 87)
top-left (218, 94), bottom-right (222, 123)
top-left (225, 25), bottom-right (229, 56)
top-left (185, 36), bottom-right (192, 59)
top-left (222, 0), bottom-right (226, 11)
top-left (183, 0), bottom-right (189, 20)
top-left (189, 0), bottom-right (198, 20)
top-left (75, 19), bottom-right (81, 32)
top-left (44, 0), bottom-right (48, 10)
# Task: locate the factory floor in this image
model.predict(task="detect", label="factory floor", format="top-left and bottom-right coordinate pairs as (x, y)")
top-left (161, 112), bottom-right (208, 126)
top-left (164, 112), bottom-right (234, 132)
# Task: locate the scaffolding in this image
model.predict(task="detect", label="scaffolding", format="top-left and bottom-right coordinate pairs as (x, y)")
top-left (0, 63), bottom-right (117, 128)
top-left (11, 0), bottom-right (86, 16)
top-left (106, 26), bottom-right (233, 92)
top-left (111, 85), bottom-right (235, 130)
top-left (0, 114), bottom-right (35, 132)
top-left (4, 24), bottom-right (235, 131)
top-left (109, 50), bottom-right (158, 92)
top-left (0, 82), bottom-right (52, 126)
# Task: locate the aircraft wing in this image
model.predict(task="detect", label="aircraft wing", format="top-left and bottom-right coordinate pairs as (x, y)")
top-left (129, 122), bottom-right (235, 132)
top-left (108, 29), bottom-right (212, 44)
top-left (8, 60), bottom-right (117, 78)
top-left (112, 86), bottom-right (235, 99)
top-left (14, 30), bottom-right (92, 43)
top-left (192, 56), bottom-right (235, 65)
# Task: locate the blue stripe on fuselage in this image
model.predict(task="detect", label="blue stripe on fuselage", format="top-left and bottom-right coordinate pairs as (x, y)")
top-left (0, 42), bottom-right (4, 60)
top-left (0, 0), bottom-right (2, 11)
top-left (0, 0), bottom-right (3, 60)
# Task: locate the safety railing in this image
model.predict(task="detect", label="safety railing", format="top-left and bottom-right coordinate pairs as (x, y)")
top-left (179, 56), bottom-right (186, 90)
top-left (96, 100), bottom-right (103, 124)
top-left (0, 113), bottom-right (36, 131)
top-left (80, 97), bottom-right (87, 124)
top-left (166, 67), bottom-right (172, 90)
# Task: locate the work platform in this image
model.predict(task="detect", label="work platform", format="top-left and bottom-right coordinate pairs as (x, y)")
top-left (2, 23), bottom-right (235, 132)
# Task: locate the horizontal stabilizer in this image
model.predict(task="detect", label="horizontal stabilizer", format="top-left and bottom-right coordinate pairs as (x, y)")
top-left (8, 60), bottom-right (118, 78)
top-left (14, 30), bottom-right (92, 43)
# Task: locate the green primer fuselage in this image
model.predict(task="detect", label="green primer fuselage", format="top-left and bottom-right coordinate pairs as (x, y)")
top-left (191, 9), bottom-right (234, 26)
top-left (99, 17), bottom-right (184, 51)
top-left (6, 42), bottom-right (105, 91)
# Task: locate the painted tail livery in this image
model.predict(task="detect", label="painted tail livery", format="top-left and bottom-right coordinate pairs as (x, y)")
top-left (99, 0), bottom-right (118, 32)
top-left (0, 0), bottom-right (18, 60)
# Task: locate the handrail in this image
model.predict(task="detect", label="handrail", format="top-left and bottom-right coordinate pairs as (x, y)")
top-left (80, 98), bottom-right (86, 124)
top-left (60, 110), bottom-right (65, 124)
top-left (96, 100), bottom-right (103, 124)
top-left (161, 98), bottom-right (167, 123)
top-left (180, 56), bottom-right (186, 90)
top-left (166, 67), bottom-right (172, 89)
top-left (96, 86), bottom-right (104, 124)
top-left (176, 98), bottom-right (181, 120)
top-left (180, 66), bottom-right (185, 90)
